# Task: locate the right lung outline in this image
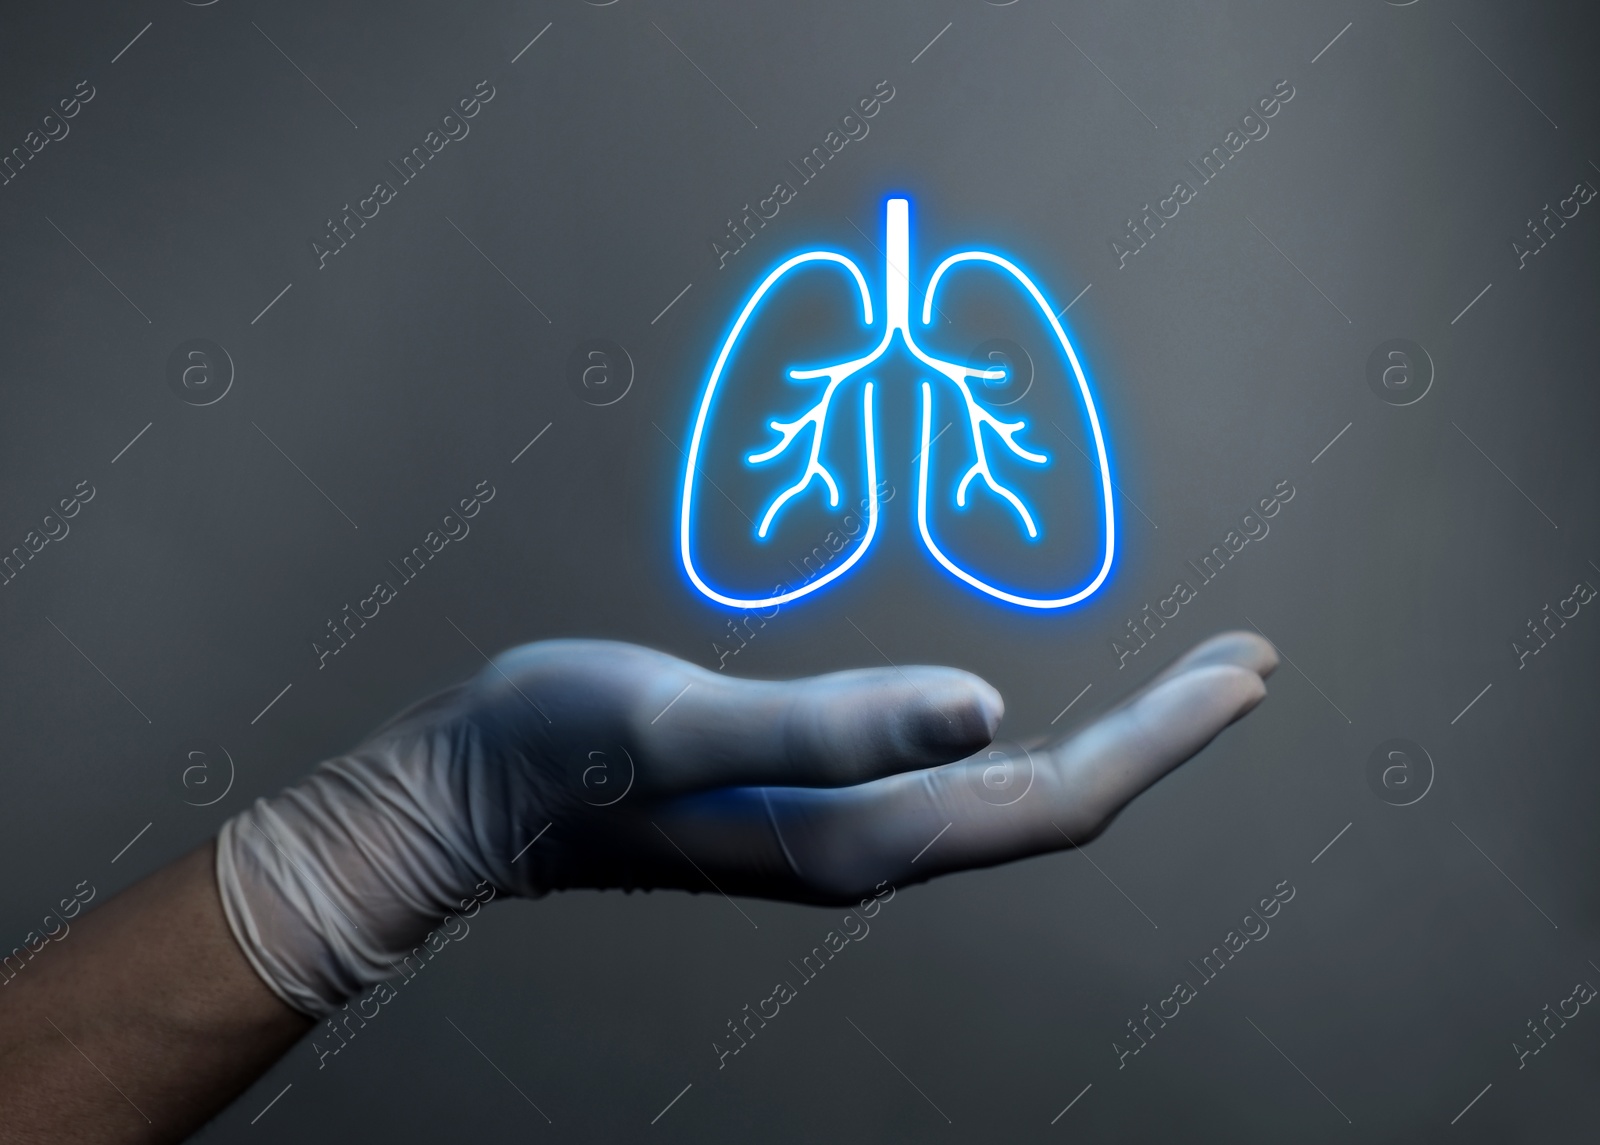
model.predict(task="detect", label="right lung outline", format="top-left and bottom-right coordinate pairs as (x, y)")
top-left (679, 253), bottom-right (882, 610)
top-left (913, 250), bottom-right (1117, 609)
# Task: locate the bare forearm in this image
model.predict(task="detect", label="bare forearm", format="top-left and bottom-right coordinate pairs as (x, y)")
top-left (0, 842), bottom-right (310, 1144)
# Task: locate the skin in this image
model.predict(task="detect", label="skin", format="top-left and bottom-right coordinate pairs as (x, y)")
top-left (0, 844), bottom-right (309, 1144)
top-left (0, 632), bottom-right (1276, 1142)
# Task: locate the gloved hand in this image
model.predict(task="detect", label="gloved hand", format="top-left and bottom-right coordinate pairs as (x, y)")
top-left (217, 632), bottom-right (1276, 1017)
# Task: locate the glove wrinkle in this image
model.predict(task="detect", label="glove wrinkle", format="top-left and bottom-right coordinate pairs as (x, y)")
top-left (759, 787), bottom-right (806, 893)
top-left (216, 724), bottom-right (490, 1018)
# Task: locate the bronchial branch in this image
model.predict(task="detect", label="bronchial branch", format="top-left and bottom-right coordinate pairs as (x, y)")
top-left (747, 389), bottom-right (841, 539)
top-left (748, 198), bottom-right (1048, 539)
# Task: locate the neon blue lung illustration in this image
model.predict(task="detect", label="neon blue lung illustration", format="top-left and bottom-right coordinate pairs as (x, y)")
top-left (679, 197), bottom-right (1115, 609)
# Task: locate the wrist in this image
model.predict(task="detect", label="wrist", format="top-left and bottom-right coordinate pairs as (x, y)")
top-left (215, 727), bottom-right (489, 1018)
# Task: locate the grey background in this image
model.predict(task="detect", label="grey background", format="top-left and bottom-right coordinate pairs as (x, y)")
top-left (1, 0), bottom-right (1596, 1140)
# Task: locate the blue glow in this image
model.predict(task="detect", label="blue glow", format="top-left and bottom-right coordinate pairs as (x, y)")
top-left (679, 197), bottom-right (1116, 610)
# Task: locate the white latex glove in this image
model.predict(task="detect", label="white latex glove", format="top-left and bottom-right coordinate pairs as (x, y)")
top-left (216, 632), bottom-right (1276, 1017)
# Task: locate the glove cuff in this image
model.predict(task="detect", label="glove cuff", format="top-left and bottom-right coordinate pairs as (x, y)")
top-left (215, 732), bottom-right (490, 1019)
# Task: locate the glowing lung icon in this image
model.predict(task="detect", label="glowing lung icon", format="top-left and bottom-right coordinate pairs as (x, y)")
top-left (679, 198), bottom-right (1115, 610)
